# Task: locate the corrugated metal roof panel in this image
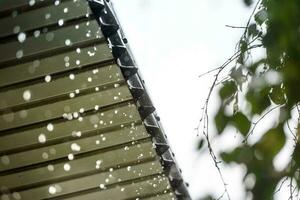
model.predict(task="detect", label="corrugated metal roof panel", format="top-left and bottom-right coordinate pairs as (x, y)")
top-left (0, 0), bottom-right (190, 199)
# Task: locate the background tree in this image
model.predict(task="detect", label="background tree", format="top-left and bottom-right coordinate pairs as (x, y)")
top-left (198, 0), bottom-right (300, 199)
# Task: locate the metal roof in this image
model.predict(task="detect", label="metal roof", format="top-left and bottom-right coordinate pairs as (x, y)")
top-left (0, 0), bottom-right (191, 199)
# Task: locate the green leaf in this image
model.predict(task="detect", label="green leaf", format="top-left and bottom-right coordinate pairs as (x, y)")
top-left (255, 9), bottom-right (268, 25)
top-left (197, 138), bottom-right (205, 150)
top-left (230, 67), bottom-right (247, 91)
top-left (248, 23), bottom-right (259, 37)
top-left (231, 112), bottom-right (251, 136)
top-left (255, 126), bottom-right (286, 160)
top-left (219, 80), bottom-right (237, 100)
top-left (269, 85), bottom-right (286, 105)
top-left (215, 108), bottom-right (228, 134)
top-left (246, 87), bottom-right (271, 115)
top-left (243, 0), bottom-right (253, 6)
top-left (221, 145), bottom-right (254, 164)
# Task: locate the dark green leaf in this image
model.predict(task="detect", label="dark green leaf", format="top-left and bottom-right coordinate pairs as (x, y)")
top-left (214, 108), bottom-right (228, 134)
top-left (255, 125), bottom-right (286, 160)
top-left (197, 138), bottom-right (205, 150)
top-left (219, 80), bottom-right (237, 100)
top-left (269, 85), bottom-right (286, 105)
top-left (248, 23), bottom-right (259, 37)
top-left (244, 0), bottom-right (253, 6)
top-left (231, 112), bottom-right (251, 136)
top-left (255, 9), bottom-right (268, 25)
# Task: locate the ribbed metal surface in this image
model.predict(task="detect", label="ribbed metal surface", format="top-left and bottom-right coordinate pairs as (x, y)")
top-left (0, 1), bottom-right (177, 199)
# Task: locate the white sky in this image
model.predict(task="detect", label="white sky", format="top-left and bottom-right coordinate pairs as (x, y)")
top-left (110, 1), bottom-right (291, 199)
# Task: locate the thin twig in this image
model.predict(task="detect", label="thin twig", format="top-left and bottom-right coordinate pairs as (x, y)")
top-left (243, 104), bottom-right (283, 143)
top-left (225, 25), bottom-right (247, 29)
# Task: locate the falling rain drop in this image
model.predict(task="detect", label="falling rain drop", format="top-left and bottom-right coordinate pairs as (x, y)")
top-left (1, 155), bottom-right (10, 165)
top-left (29, 0), bottom-right (35, 6)
top-left (23, 90), bottom-right (31, 101)
top-left (45, 75), bottom-right (51, 82)
top-left (34, 30), bottom-right (40, 38)
top-left (16, 50), bottom-right (24, 59)
top-left (13, 26), bottom-right (20, 34)
top-left (54, 0), bottom-right (60, 6)
top-left (38, 134), bottom-right (47, 143)
top-left (12, 192), bottom-right (21, 200)
top-left (69, 92), bottom-right (75, 98)
top-left (48, 186), bottom-right (57, 194)
top-left (68, 154), bottom-right (74, 160)
top-left (58, 19), bottom-right (64, 26)
top-left (47, 164), bottom-right (54, 171)
top-left (69, 74), bottom-right (75, 80)
top-left (45, 32), bottom-right (54, 41)
top-left (45, 13), bottom-right (51, 19)
top-left (18, 32), bottom-right (26, 43)
top-left (71, 143), bottom-right (81, 152)
top-left (65, 39), bottom-right (71, 46)
top-left (99, 184), bottom-right (105, 189)
top-left (63, 163), bottom-right (71, 171)
top-left (47, 123), bottom-right (54, 131)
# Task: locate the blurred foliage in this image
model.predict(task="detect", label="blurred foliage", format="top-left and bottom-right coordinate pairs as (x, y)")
top-left (200, 0), bottom-right (300, 199)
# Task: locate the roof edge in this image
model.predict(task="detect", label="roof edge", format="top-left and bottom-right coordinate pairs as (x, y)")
top-left (87, 1), bottom-right (191, 199)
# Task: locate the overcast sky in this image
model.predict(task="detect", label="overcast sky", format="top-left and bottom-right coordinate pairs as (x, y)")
top-left (110, 1), bottom-right (290, 199)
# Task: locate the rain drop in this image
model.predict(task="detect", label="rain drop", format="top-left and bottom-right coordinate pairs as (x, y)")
top-left (71, 143), bottom-right (81, 151)
top-left (58, 19), bottom-right (64, 26)
top-left (34, 30), bottom-right (40, 38)
top-left (23, 90), bottom-right (31, 101)
top-left (13, 26), bottom-right (20, 34)
top-left (29, 0), bottom-right (35, 6)
top-left (16, 50), bottom-right (24, 59)
top-left (18, 32), bottom-right (26, 43)
top-left (38, 134), bottom-right (46, 143)
top-left (45, 75), bottom-right (51, 82)
top-left (68, 154), bottom-right (74, 160)
top-left (64, 163), bottom-right (71, 171)
top-left (47, 123), bottom-right (54, 131)
top-left (48, 186), bottom-right (57, 194)
top-left (54, 0), bottom-right (60, 6)
top-left (65, 39), bottom-right (71, 46)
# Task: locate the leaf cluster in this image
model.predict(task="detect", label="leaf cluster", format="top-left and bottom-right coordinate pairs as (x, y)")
top-left (201, 0), bottom-right (300, 199)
